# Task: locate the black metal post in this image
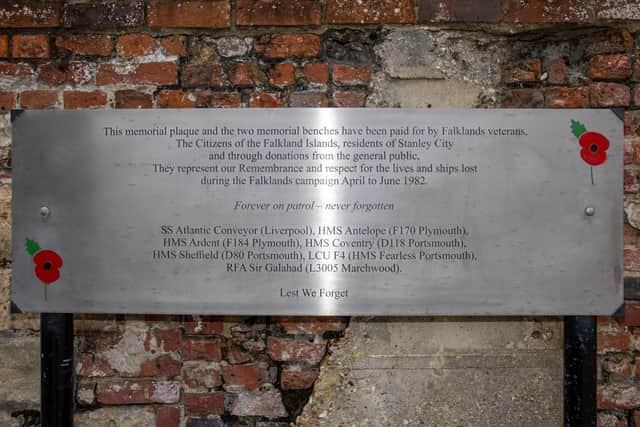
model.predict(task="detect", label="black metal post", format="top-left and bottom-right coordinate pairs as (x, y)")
top-left (41, 313), bottom-right (74, 427)
top-left (564, 316), bottom-right (597, 427)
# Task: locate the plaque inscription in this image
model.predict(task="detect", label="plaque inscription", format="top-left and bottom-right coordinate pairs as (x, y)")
top-left (12, 109), bottom-right (623, 315)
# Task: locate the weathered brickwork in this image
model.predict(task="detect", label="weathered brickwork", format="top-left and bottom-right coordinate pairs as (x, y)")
top-left (72, 316), bottom-right (346, 425)
top-left (0, 0), bottom-right (638, 425)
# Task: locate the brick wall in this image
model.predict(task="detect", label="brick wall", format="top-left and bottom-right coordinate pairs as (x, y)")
top-left (0, 1), bottom-right (639, 426)
top-left (72, 316), bottom-right (346, 426)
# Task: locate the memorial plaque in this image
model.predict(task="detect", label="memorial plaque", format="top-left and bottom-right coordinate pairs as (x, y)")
top-left (11, 109), bottom-right (622, 315)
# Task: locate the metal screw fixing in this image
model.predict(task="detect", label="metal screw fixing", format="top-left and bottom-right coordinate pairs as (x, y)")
top-left (40, 206), bottom-right (50, 219)
top-left (584, 206), bottom-right (595, 216)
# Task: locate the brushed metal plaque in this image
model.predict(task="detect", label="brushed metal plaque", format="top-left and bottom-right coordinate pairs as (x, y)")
top-left (11, 109), bottom-right (623, 315)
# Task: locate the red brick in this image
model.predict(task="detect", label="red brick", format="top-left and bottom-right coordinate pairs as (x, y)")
top-left (207, 64), bottom-right (227, 88)
top-left (502, 0), bottom-right (590, 23)
top-left (62, 1), bottom-right (144, 28)
top-left (76, 354), bottom-right (94, 377)
top-left (184, 392), bottom-right (224, 415)
top-left (502, 59), bottom-right (541, 85)
top-left (625, 111), bottom-right (640, 136)
top-left (332, 90), bottom-right (367, 107)
top-left (183, 337), bottom-right (222, 361)
top-left (56, 35), bottom-right (113, 56)
top-left (598, 384), bottom-right (640, 409)
top-left (327, 0), bottom-right (414, 24)
top-left (96, 381), bottom-right (180, 404)
top-left (281, 366), bottom-right (319, 389)
top-left (289, 91), bottom-right (328, 107)
top-left (625, 138), bottom-right (635, 164)
top-left (255, 34), bottom-right (321, 59)
top-left (634, 85), bottom-right (640, 107)
top-left (633, 62), bottom-right (640, 83)
top-left (183, 316), bottom-right (223, 335)
top-left (156, 90), bottom-right (196, 108)
top-left (501, 89), bottom-right (544, 108)
top-left (582, 30), bottom-right (634, 57)
top-left (590, 83), bottom-right (630, 107)
top-left (227, 343), bottom-right (254, 363)
top-left (156, 406), bottom-right (180, 427)
top-left (12, 35), bottom-right (49, 59)
top-left (182, 64), bottom-right (225, 88)
top-left (145, 328), bottom-right (181, 352)
top-left (599, 316), bottom-right (621, 330)
top-left (38, 60), bottom-right (95, 86)
top-left (138, 359), bottom-right (158, 377)
top-left (76, 353), bottom-right (115, 377)
top-left (625, 223), bottom-right (639, 246)
top-left (333, 64), bottom-right (371, 86)
top-left (198, 92), bottom-right (242, 108)
top-left (148, 0), bottom-right (231, 28)
top-left (0, 61), bottom-right (32, 79)
top-left (117, 34), bottom-right (156, 57)
top-left (157, 355), bottom-right (181, 378)
top-left (97, 62), bottom-right (177, 85)
top-left (114, 90), bottom-right (152, 109)
top-left (38, 63), bottom-right (66, 85)
top-left (63, 90), bottom-right (107, 109)
top-left (547, 58), bottom-right (568, 85)
top-left (0, 91), bottom-right (15, 112)
top-left (588, 54), bottom-right (632, 80)
top-left (305, 63), bottom-right (329, 84)
top-left (598, 412), bottom-right (628, 427)
top-left (0, 36), bottom-right (8, 58)
top-left (182, 361), bottom-right (222, 389)
top-left (20, 90), bottom-right (58, 109)
top-left (598, 331), bottom-right (631, 353)
top-left (228, 62), bottom-right (254, 87)
top-left (419, 0), bottom-right (500, 22)
top-left (0, 2), bottom-right (59, 28)
top-left (544, 87), bottom-right (589, 109)
top-left (237, 0), bottom-right (321, 26)
top-left (624, 111), bottom-right (640, 136)
top-left (269, 63), bottom-right (295, 87)
top-left (250, 92), bottom-right (282, 108)
top-left (634, 140), bottom-right (640, 164)
top-left (626, 247), bottom-right (640, 271)
top-left (222, 363), bottom-right (270, 390)
top-left (626, 112), bottom-right (634, 136)
top-left (597, 0), bottom-right (640, 20)
top-left (266, 337), bottom-right (326, 363)
top-left (625, 168), bottom-right (640, 193)
top-left (161, 36), bottom-right (187, 56)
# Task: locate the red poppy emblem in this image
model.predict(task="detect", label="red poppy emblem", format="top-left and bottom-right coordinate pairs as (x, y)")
top-left (578, 131), bottom-right (609, 167)
top-left (571, 119), bottom-right (610, 185)
top-left (25, 239), bottom-right (62, 301)
top-left (33, 249), bottom-right (63, 284)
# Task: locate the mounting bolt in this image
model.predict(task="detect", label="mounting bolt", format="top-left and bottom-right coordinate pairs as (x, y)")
top-left (40, 206), bottom-right (50, 219)
top-left (584, 206), bottom-right (595, 217)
